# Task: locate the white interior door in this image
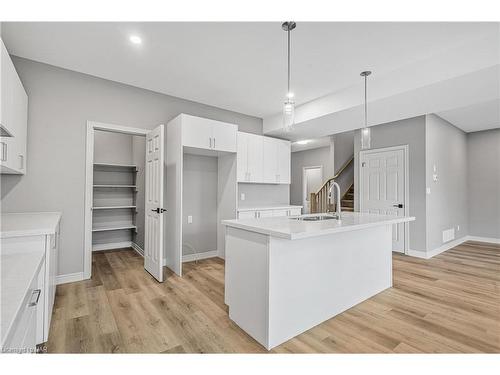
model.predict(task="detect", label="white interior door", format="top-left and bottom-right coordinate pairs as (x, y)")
top-left (144, 124), bottom-right (165, 281)
top-left (360, 147), bottom-right (406, 253)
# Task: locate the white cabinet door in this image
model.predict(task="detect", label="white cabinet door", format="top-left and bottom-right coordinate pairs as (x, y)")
top-left (262, 137), bottom-right (279, 183)
top-left (277, 140), bottom-right (291, 184)
top-left (272, 209), bottom-right (288, 217)
top-left (246, 133), bottom-right (263, 183)
top-left (212, 121), bottom-right (237, 152)
top-left (1, 39), bottom-right (28, 175)
top-left (289, 208), bottom-right (302, 216)
top-left (238, 210), bottom-right (256, 219)
top-left (256, 210), bottom-right (273, 218)
top-left (182, 115), bottom-right (213, 150)
top-left (237, 132), bottom-right (248, 182)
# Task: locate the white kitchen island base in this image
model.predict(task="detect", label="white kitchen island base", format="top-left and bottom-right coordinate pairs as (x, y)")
top-left (224, 223), bottom-right (393, 350)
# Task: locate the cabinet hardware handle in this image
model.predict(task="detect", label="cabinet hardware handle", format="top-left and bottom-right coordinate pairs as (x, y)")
top-left (213, 138), bottom-right (216, 149)
top-left (29, 289), bottom-right (41, 307)
top-left (1, 142), bottom-right (6, 161)
top-left (393, 204), bottom-right (404, 208)
top-left (151, 208), bottom-right (167, 213)
top-left (209, 137), bottom-right (212, 148)
top-left (19, 154), bottom-right (24, 169)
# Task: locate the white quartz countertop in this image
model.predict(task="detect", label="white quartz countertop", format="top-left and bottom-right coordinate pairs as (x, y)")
top-left (222, 212), bottom-right (415, 240)
top-left (1, 247), bottom-right (45, 346)
top-left (1, 212), bottom-right (61, 238)
top-left (237, 205), bottom-right (303, 212)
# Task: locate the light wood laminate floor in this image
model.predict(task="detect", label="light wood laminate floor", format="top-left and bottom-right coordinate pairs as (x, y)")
top-left (46, 241), bottom-right (500, 353)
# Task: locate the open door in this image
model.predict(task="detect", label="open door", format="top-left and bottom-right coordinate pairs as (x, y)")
top-left (144, 124), bottom-right (165, 282)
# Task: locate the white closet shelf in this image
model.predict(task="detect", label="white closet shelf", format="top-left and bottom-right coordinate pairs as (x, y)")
top-left (92, 206), bottom-right (137, 210)
top-left (93, 184), bottom-right (137, 188)
top-left (92, 223), bottom-right (137, 232)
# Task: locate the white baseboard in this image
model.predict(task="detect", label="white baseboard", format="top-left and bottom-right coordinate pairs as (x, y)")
top-left (182, 250), bottom-right (219, 263)
top-left (407, 235), bottom-right (499, 259)
top-left (466, 236), bottom-right (500, 244)
top-left (56, 272), bottom-right (84, 285)
top-left (92, 241), bottom-right (132, 252)
top-left (131, 242), bottom-right (144, 256)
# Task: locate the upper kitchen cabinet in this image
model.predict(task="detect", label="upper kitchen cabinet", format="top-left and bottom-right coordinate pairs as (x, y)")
top-left (181, 114), bottom-right (237, 153)
top-left (0, 39), bottom-right (28, 175)
top-left (237, 131), bottom-right (263, 183)
top-left (237, 132), bottom-right (291, 184)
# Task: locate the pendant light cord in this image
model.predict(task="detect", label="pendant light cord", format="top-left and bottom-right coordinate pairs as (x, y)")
top-left (287, 28), bottom-right (291, 95)
top-left (364, 74), bottom-right (367, 128)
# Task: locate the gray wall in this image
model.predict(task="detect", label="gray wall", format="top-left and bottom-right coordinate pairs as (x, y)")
top-left (94, 130), bottom-right (133, 164)
top-left (132, 135), bottom-right (146, 249)
top-left (467, 128), bottom-right (500, 239)
top-left (290, 146), bottom-right (332, 206)
top-left (0, 57), bottom-right (262, 276)
top-left (354, 116), bottom-right (427, 252)
top-left (238, 183), bottom-right (290, 208)
top-left (425, 114), bottom-right (468, 250)
top-left (182, 154), bottom-right (218, 255)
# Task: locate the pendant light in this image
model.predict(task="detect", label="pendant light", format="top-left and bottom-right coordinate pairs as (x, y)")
top-left (282, 21), bottom-right (296, 132)
top-left (360, 70), bottom-right (372, 150)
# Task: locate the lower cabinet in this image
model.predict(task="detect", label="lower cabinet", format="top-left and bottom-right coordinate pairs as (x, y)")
top-left (237, 207), bottom-right (302, 219)
top-left (3, 260), bottom-right (43, 353)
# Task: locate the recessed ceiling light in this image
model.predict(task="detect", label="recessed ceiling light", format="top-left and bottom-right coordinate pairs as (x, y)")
top-left (129, 35), bottom-right (142, 45)
top-left (296, 140), bottom-right (311, 145)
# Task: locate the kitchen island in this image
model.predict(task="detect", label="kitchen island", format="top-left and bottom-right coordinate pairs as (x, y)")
top-left (222, 212), bottom-right (415, 350)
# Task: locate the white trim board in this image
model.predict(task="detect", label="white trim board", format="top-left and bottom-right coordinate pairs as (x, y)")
top-left (131, 242), bottom-right (144, 256)
top-left (407, 235), bottom-right (499, 259)
top-left (182, 250), bottom-right (219, 263)
top-left (56, 272), bottom-right (84, 285)
top-left (92, 241), bottom-right (132, 252)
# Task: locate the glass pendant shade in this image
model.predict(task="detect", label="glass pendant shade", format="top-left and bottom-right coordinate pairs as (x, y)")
top-left (361, 127), bottom-right (371, 150)
top-left (283, 98), bottom-right (295, 132)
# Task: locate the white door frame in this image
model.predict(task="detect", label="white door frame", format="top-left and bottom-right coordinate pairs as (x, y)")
top-left (359, 144), bottom-right (410, 254)
top-left (302, 165), bottom-right (323, 213)
top-left (84, 121), bottom-right (150, 280)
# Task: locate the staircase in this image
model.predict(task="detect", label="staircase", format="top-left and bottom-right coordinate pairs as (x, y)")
top-left (309, 156), bottom-right (354, 214)
top-left (340, 185), bottom-right (354, 212)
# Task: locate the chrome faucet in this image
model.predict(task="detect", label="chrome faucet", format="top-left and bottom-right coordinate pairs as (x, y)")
top-left (328, 181), bottom-right (341, 217)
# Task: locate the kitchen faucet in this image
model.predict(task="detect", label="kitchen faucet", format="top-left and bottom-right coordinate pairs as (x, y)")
top-left (328, 181), bottom-right (341, 217)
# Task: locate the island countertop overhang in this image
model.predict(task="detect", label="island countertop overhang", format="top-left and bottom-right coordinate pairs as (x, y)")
top-left (222, 212), bottom-right (415, 240)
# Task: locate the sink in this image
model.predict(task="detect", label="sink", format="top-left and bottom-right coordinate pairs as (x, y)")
top-left (291, 214), bottom-right (339, 221)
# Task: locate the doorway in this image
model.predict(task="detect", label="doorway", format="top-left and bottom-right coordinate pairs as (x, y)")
top-left (359, 145), bottom-right (409, 253)
top-left (84, 121), bottom-right (165, 282)
top-left (302, 166), bottom-right (323, 214)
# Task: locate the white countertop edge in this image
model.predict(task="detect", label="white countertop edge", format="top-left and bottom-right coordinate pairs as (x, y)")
top-left (0, 212), bottom-right (62, 238)
top-left (237, 205), bottom-right (303, 212)
top-left (222, 216), bottom-right (415, 240)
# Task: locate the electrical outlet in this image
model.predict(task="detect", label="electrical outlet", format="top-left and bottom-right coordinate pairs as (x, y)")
top-left (426, 187), bottom-right (431, 195)
top-left (457, 225), bottom-right (460, 232)
top-left (240, 193), bottom-right (245, 201)
top-left (187, 215), bottom-right (193, 224)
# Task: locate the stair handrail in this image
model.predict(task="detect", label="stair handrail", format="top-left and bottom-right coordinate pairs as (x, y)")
top-left (314, 155), bottom-right (354, 195)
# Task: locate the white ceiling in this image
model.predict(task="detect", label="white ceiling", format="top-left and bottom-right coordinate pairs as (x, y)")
top-left (437, 99), bottom-right (500, 133)
top-left (2, 22), bottom-right (497, 120)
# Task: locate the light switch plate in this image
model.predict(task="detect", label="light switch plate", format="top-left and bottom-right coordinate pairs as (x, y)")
top-left (240, 193), bottom-right (245, 201)
top-left (187, 215), bottom-right (193, 224)
top-left (426, 187), bottom-right (431, 195)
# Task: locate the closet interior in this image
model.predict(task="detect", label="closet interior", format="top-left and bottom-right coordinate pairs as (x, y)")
top-left (92, 130), bottom-right (146, 253)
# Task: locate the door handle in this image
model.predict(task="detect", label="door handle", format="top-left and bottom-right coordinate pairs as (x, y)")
top-left (393, 204), bottom-right (403, 208)
top-left (151, 208), bottom-right (167, 213)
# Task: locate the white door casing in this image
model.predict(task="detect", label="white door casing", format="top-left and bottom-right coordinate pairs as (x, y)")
top-left (144, 124), bottom-right (165, 282)
top-left (359, 146), bottom-right (408, 253)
